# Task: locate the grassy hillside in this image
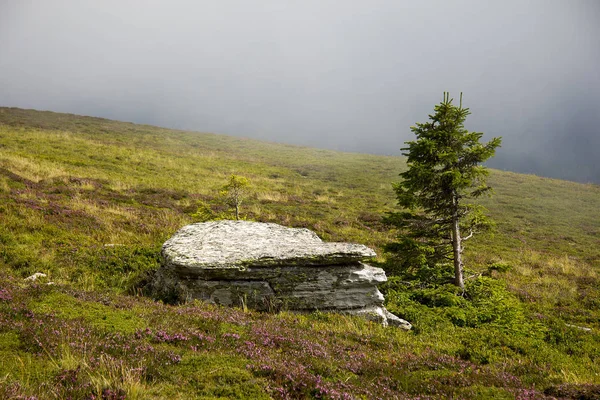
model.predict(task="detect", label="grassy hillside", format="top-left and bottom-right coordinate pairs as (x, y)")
top-left (1, 107), bottom-right (599, 399)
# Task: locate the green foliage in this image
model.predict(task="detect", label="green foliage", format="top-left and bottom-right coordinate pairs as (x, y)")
top-left (63, 244), bottom-right (161, 293)
top-left (384, 276), bottom-right (541, 336)
top-left (219, 174), bottom-right (250, 220)
top-left (385, 93), bottom-right (502, 287)
top-left (171, 354), bottom-right (270, 399)
top-left (29, 291), bottom-right (147, 334)
top-left (384, 275), bottom-right (600, 385)
top-left (486, 261), bottom-right (513, 274)
top-left (542, 318), bottom-right (600, 359)
top-left (189, 201), bottom-right (217, 222)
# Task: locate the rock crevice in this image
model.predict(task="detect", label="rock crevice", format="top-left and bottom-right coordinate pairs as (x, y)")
top-left (149, 221), bottom-right (411, 329)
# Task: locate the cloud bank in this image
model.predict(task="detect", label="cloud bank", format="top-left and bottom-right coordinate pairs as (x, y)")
top-left (1, 0), bottom-right (599, 182)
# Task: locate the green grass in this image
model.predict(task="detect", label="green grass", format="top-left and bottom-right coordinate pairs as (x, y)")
top-left (0, 106), bottom-right (599, 398)
top-left (29, 291), bottom-right (148, 334)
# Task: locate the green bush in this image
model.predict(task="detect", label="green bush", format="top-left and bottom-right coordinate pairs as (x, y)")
top-left (64, 244), bottom-right (161, 292)
top-left (486, 261), bottom-right (513, 274)
top-left (190, 201), bottom-right (217, 222)
top-left (385, 276), bottom-right (542, 336)
top-left (543, 318), bottom-right (600, 359)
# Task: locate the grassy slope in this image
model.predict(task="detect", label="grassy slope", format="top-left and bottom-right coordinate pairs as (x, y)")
top-left (0, 107), bottom-right (599, 399)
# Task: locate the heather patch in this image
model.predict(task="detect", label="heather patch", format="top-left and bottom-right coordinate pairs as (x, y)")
top-left (0, 280), bottom-right (560, 398)
top-left (0, 284), bottom-right (182, 398)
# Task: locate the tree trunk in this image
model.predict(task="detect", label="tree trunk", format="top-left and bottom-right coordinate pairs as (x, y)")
top-left (451, 197), bottom-right (464, 289)
top-left (235, 203), bottom-right (239, 220)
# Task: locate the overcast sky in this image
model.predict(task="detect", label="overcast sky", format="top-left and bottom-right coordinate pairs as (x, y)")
top-left (1, 0), bottom-right (599, 182)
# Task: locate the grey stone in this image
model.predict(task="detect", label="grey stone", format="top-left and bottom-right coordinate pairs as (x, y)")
top-left (150, 220), bottom-right (411, 329)
top-left (188, 280), bottom-right (274, 308)
top-left (383, 309), bottom-right (413, 330)
top-left (345, 307), bottom-right (412, 329)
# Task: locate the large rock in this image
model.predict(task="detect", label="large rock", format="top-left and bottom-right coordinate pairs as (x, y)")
top-left (149, 221), bottom-right (411, 329)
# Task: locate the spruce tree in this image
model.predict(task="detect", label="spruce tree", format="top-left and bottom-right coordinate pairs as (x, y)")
top-left (385, 93), bottom-right (501, 289)
top-left (220, 174), bottom-right (250, 220)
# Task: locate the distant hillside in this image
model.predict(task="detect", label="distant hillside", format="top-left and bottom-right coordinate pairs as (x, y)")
top-left (1, 106), bottom-right (598, 259)
top-left (1, 106), bottom-right (599, 399)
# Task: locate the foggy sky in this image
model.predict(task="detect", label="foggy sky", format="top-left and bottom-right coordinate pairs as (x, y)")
top-left (1, 0), bottom-right (599, 182)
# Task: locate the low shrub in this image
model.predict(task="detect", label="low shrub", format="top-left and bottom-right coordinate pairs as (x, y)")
top-left (385, 276), bottom-right (538, 335)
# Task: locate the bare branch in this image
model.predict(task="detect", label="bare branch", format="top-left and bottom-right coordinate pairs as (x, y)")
top-left (462, 230), bottom-right (474, 241)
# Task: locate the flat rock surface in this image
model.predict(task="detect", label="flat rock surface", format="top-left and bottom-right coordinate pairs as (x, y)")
top-left (162, 220), bottom-right (376, 269)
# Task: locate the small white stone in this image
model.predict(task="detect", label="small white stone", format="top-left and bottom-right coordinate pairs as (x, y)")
top-left (24, 272), bottom-right (47, 281)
